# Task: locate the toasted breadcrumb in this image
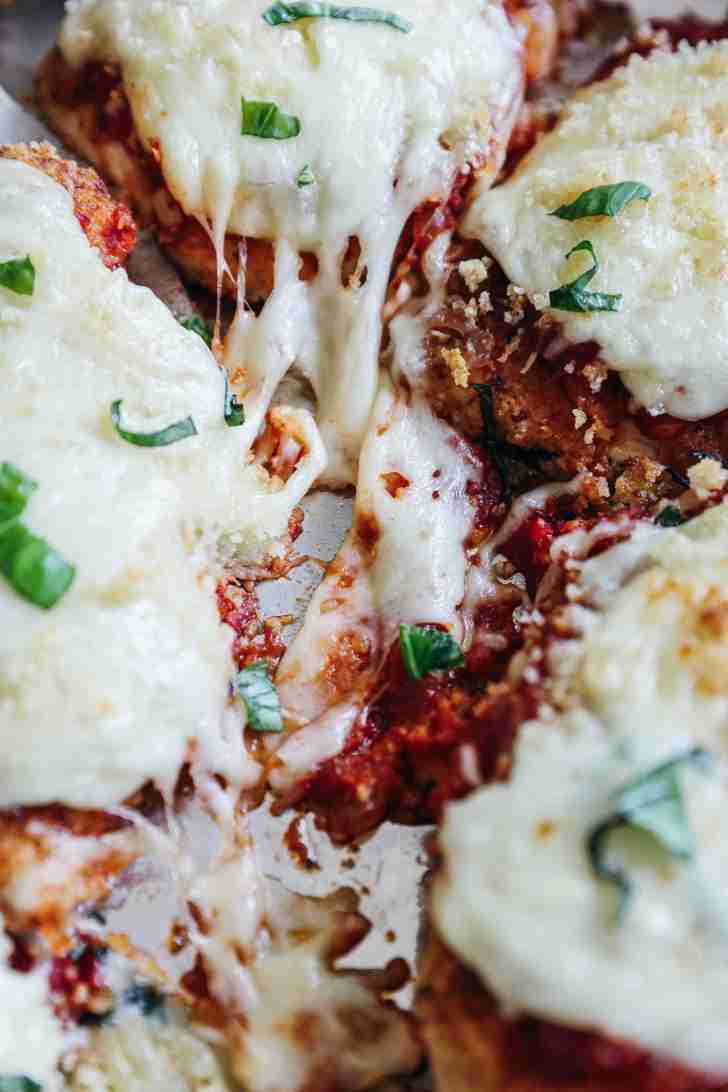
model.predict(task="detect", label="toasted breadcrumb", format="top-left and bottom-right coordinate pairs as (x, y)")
top-left (478, 290), bottom-right (493, 313)
top-left (688, 457), bottom-right (728, 498)
top-left (458, 258), bottom-right (490, 293)
top-left (614, 456), bottom-right (665, 502)
top-left (441, 347), bottom-right (470, 388)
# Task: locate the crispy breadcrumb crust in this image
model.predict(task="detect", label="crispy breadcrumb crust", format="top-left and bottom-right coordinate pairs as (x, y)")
top-left (0, 141), bottom-right (136, 268)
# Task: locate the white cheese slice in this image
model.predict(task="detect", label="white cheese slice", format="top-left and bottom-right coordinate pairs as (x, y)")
top-left (0, 158), bottom-right (318, 810)
top-left (59, 0), bottom-right (524, 482)
top-left (434, 502), bottom-right (728, 1076)
top-left (466, 41), bottom-right (728, 420)
top-left (0, 914), bottom-right (65, 1089)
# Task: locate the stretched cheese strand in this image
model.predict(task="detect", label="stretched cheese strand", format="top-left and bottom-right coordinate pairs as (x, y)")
top-left (435, 502), bottom-right (728, 1076)
top-left (467, 40), bottom-right (728, 420)
top-left (60, 0), bottom-right (525, 483)
top-left (0, 158), bottom-right (321, 811)
top-left (272, 235), bottom-right (483, 785)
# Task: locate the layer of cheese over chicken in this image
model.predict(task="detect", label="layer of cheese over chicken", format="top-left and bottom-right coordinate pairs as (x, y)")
top-left (467, 40), bottom-right (728, 420)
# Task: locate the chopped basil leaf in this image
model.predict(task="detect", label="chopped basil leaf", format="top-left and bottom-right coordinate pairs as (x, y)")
top-left (549, 240), bottom-right (622, 314)
top-left (551, 182), bottom-right (651, 221)
top-left (587, 747), bottom-right (711, 920)
top-left (399, 624), bottom-right (465, 681)
top-left (0, 462), bottom-right (37, 526)
top-left (224, 374), bottom-right (245, 427)
top-left (78, 1008), bottom-right (115, 1027)
top-left (263, 2), bottom-right (412, 32)
top-left (655, 505), bottom-right (683, 527)
top-left (241, 98), bottom-right (301, 140)
top-left (474, 382), bottom-right (512, 507)
top-left (180, 314), bottom-right (213, 347)
top-left (666, 465), bottom-right (690, 490)
top-left (0, 520), bottom-right (75, 608)
top-left (296, 163), bottom-right (315, 188)
top-left (123, 982), bottom-right (165, 1017)
top-left (472, 384), bottom-right (552, 508)
top-left (234, 662), bottom-right (283, 732)
top-left (0, 1079), bottom-right (41, 1092)
top-left (110, 400), bottom-right (198, 447)
top-left (0, 255), bottom-right (35, 296)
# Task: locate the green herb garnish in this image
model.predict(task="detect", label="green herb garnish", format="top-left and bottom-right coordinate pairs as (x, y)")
top-left (296, 164), bottom-right (315, 188)
top-left (78, 1009), bottom-right (115, 1028)
top-left (474, 383), bottom-right (512, 507)
top-left (110, 400), bottom-right (197, 448)
top-left (224, 374), bottom-right (245, 428)
top-left (472, 383), bottom-right (551, 508)
top-left (549, 240), bottom-right (622, 314)
top-left (0, 1079), bottom-right (41, 1092)
top-left (180, 315), bottom-right (213, 347)
top-left (655, 505), bottom-right (684, 527)
top-left (0, 462), bottom-right (37, 527)
top-left (551, 182), bottom-right (651, 221)
top-left (587, 747), bottom-right (711, 921)
top-left (234, 662), bottom-right (283, 733)
top-left (0, 520), bottom-right (75, 609)
top-left (399, 624), bottom-right (465, 681)
top-left (263, 2), bottom-right (412, 31)
top-left (241, 98), bottom-right (301, 140)
top-left (0, 256), bottom-right (35, 296)
top-left (123, 982), bottom-right (165, 1018)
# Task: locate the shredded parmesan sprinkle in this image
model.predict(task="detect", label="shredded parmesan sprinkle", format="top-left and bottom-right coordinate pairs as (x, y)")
top-left (459, 258), bottom-right (490, 293)
top-left (441, 347), bottom-right (470, 388)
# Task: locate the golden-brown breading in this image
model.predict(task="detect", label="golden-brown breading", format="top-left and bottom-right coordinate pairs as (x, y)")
top-left (0, 808), bottom-right (135, 953)
top-left (0, 140), bottom-right (136, 269)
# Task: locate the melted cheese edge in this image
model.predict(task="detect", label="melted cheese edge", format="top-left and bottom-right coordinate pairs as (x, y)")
top-left (272, 236), bottom-right (481, 782)
top-left (60, 0), bottom-right (524, 482)
top-left (0, 915), bottom-right (65, 1088)
top-left (466, 41), bottom-right (728, 420)
top-left (434, 502), bottom-right (728, 1075)
top-left (0, 159), bottom-right (318, 810)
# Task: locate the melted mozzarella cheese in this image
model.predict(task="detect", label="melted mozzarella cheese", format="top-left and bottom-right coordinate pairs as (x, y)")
top-left (60, 0), bottom-right (524, 482)
top-left (67, 1014), bottom-right (233, 1092)
top-left (434, 502), bottom-right (728, 1074)
top-left (190, 865), bottom-right (420, 1092)
top-left (272, 237), bottom-right (481, 779)
top-left (0, 916), bottom-right (65, 1089)
top-left (0, 159), bottom-right (319, 810)
top-left (467, 41), bottom-right (728, 420)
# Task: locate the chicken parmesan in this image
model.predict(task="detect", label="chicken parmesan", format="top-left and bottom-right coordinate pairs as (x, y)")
top-left (260, 28), bottom-right (728, 844)
top-left (420, 497), bottom-right (728, 1092)
top-left (39, 0), bottom-right (560, 484)
top-left (0, 142), bottom-right (322, 945)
